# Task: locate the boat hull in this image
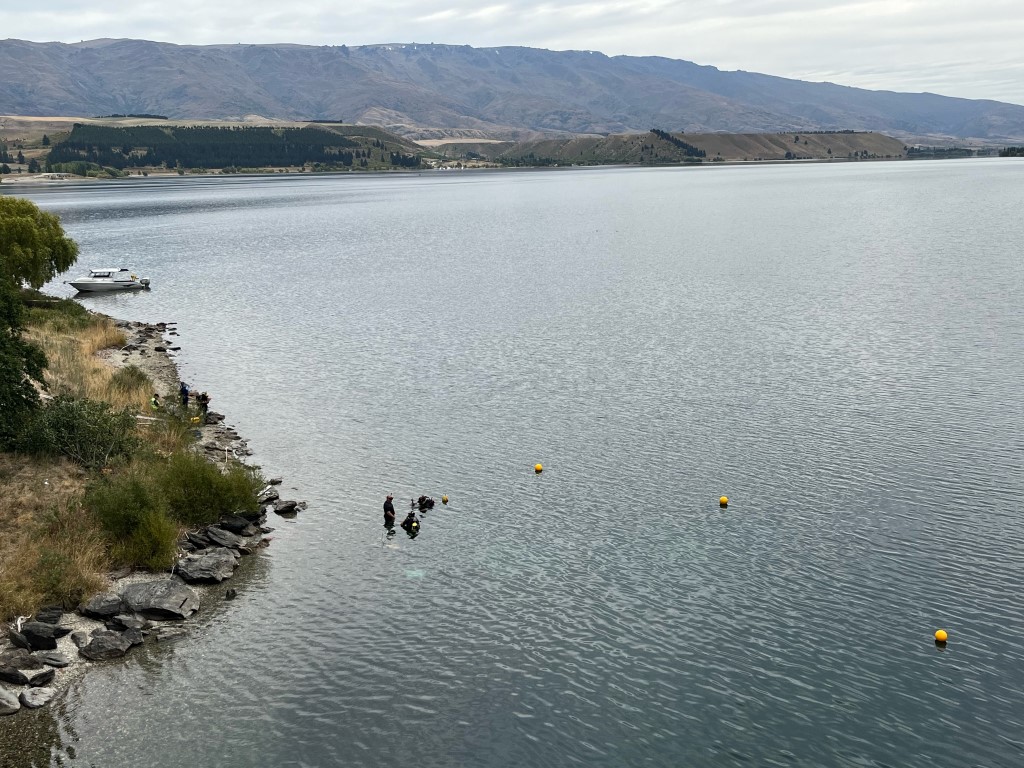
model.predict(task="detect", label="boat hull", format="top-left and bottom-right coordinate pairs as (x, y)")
top-left (69, 280), bottom-right (149, 292)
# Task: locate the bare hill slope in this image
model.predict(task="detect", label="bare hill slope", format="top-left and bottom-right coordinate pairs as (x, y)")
top-left (2, 39), bottom-right (1023, 142)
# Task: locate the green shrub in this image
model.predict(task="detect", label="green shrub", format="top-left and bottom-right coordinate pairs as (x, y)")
top-left (19, 396), bottom-right (139, 467)
top-left (25, 293), bottom-right (92, 330)
top-left (158, 450), bottom-right (262, 526)
top-left (85, 472), bottom-right (164, 538)
top-left (109, 364), bottom-right (150, 395)
top-left (112, 509), bottom-right (179, 570)
top-left (83, 470), bottom-right (178, 570)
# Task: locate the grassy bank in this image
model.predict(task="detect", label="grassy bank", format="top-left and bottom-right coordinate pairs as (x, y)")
top-left (0, 295), bottom-right (263, 620)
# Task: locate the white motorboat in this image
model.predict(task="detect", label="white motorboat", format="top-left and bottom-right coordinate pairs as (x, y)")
top-left (67, 268), bottom-right (151, 292)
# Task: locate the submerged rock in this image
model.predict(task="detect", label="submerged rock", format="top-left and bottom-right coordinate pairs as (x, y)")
top-left (121, 580), bottom-right (200, 620)
top-left (154, 627), bottom-right (187, 643)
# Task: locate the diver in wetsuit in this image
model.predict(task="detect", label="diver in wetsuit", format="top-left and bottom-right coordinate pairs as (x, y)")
top-left (383, 494), bottom-right (396, 531)
top-left (401, 511), bottom-right (420, 537)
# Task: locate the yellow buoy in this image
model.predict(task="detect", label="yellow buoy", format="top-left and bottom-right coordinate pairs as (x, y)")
top-left (441, 495), bottom-right (449, 505)
top-left (534, 463), bottom-right (543, 473)
top-left (719, 496), bottom-right (729, 507)
top-left (935, 629), bottom-right (948, 643)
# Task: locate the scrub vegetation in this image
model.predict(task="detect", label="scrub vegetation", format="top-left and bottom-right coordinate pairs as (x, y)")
top-left (0, 198), bottom-right (262, 620)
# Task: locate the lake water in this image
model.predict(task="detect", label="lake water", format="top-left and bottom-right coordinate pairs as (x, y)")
top-left (3, 160), bottom-right (1023, 767)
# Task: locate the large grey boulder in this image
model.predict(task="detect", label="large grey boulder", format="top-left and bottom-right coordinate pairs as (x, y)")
top-left (204, 526), bottom-right (244, 549)
top-left (121, 580), bottom-right (199, 619)
top-left (176, 549), bottom-right (238, 583)
top-left (0, 687), bottom-right (20, 715)
top-left (20, 622), bottom-right (71, 651)
top-left (20, 687), bottom-right (55, 709)
top-left (20, 621), bottom-right (70, 651)
top-left (217, 515), bottom-right (254, 534)
top-left (80, 592), bottom-right (125, 620)
top-left (79, 630), bottom-right (132, 661)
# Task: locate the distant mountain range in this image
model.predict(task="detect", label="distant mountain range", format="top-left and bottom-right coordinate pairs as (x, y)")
top-left (2, 38), bottom-right (1023, 143)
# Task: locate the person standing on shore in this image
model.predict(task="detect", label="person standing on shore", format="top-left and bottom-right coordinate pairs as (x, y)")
top-left (383, 494), bottom-right (396, 530)
top-left (197, 391), bottom-right (210, 417)
top-left (179, 381), bottom-right (190, 408)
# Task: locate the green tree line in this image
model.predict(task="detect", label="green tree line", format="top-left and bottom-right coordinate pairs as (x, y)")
top-left (649, 129), bottom-right (706, 158)
top-left (46, 124), bottom-right (420, 170)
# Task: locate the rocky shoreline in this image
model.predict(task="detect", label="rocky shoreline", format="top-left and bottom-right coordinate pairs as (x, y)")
top-left (1, 319), bottom-right (305, 718)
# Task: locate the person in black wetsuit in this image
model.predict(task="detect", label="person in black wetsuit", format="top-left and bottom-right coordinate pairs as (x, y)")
top-left (401, 511), bottom-right (420, 537)
top-left (383, 494), bottom-right (396, 530)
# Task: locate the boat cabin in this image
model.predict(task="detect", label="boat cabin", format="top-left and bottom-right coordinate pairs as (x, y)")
top-left (89, 268), bottom-right (133, 279)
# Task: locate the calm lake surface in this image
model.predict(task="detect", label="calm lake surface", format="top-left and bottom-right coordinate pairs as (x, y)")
top-left (3, 160), bottom-right (1023, 767)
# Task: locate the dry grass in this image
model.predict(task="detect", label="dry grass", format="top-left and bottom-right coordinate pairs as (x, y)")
top-left (26, 313), bottom-right (151, 409)
top-left (0, 454), bottom-right (108, 617)
top-left (0, 307), bottom-right (151, 618)
top-left (138, 414), bottom-right (195, 456)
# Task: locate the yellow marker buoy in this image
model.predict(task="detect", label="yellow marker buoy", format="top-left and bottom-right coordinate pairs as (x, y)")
top-left (534, 463), bottom-right (543, 473)
top-left (719, 496), bottom-right (729, 507)
top-left (935, 629), bottom-right (948, 643)
top-left (441, 495), bottom-right (449, 505)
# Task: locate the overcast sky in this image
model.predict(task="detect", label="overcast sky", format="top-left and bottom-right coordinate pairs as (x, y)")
top-left (9, 0), bottom-right (1024, 105)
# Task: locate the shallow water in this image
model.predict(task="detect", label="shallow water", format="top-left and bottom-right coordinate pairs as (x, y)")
top-left (4, 159), bottom-right (1024, 767)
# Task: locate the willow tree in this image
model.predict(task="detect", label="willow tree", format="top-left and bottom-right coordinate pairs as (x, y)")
top-left (0, 196), bottom-right (79, 289)
top-left (0, 197), bottom-right (78, 447)
top-left (0, 273), bottom-right (46, 447)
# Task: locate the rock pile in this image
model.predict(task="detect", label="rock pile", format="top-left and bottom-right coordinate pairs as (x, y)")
top-left (0, 489), bottom-right (306, 717)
